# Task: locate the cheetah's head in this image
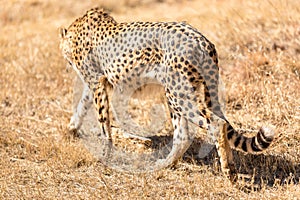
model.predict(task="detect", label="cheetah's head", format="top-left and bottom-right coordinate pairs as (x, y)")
top-left (59, 27), bottom-right (74, 68)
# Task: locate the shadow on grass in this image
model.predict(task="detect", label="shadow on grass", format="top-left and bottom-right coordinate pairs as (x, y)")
top-left (185, 140), bottom-right (300, 188)
top-left (148, 136), bottom-right (299, 188)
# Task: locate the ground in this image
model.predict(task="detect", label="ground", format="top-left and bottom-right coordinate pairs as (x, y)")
top-left (0, 0), bottom-right (300, 199)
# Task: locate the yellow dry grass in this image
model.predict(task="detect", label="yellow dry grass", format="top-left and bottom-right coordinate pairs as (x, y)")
top-left (0, 0), bottom-right (300, 199)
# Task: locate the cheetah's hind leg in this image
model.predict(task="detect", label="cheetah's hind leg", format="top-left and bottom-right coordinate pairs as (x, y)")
top-left (210, 117), bottom-right (237, 182)
top-left (155, 113), bottom-right (193, 168)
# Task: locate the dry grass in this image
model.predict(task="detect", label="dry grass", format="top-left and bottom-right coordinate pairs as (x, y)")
top-left (1, 0), bottom-right (300, 199)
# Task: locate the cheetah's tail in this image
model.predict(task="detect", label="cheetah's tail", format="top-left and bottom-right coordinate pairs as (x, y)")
top-left (226, 124), bottom-right (275, 153)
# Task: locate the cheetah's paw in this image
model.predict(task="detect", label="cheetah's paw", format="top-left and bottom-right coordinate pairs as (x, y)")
top-left (68, 116), bottom-right (80, 136)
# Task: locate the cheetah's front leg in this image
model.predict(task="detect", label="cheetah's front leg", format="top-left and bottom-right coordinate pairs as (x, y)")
top-left (94, 76), bottom-right (112, 139)
top-left (69, 83), bottom-right (93, 133)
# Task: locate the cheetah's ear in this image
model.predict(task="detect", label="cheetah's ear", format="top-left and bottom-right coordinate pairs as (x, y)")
top-left (59, 27), bottom-right (67, 39)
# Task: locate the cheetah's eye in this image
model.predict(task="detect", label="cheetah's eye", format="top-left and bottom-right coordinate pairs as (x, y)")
top-left (67, 60), bottom-right (73, 66)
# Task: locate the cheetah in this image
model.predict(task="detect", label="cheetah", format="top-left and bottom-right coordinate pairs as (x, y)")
top-left (59, 8), bottom-right (275, 181)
